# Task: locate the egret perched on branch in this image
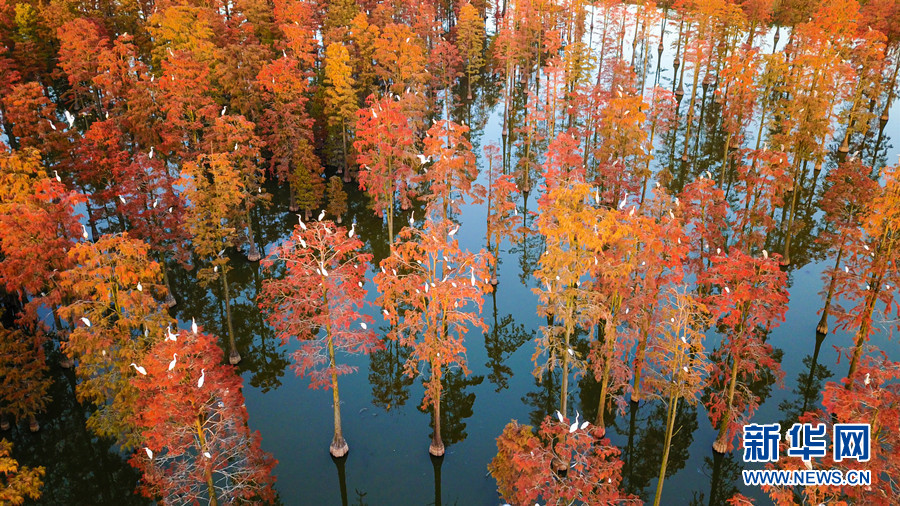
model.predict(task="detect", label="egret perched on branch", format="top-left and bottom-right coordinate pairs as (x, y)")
top-left (80, 317), bottom-right (91, 327)
top-left (197, 369), bottom-right (206, 388)
top-left (348, 223), bottom-right (356, 238)
top-left (144, 448), bottom-right (153, 459)
top-left (191, 318), bottom-right (198, 334)
top-left (318, 210), bottom-right (325, 221)
top-left (64, 110), bottom-right (75, 128)
top-left (130, 363), bottom-right (147, 375)
top-left (165, 326), bottom-right (177, 342)
top-left (168, 354), bottom-right (178, 371)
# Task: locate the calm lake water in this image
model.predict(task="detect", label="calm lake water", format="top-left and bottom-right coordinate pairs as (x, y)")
top-left (10, 13), bottom-right (900, 506)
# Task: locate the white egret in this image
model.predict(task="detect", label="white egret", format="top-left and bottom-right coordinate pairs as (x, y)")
top-left (221, 106), bottom-right (227, 116)
top-left (297, 216), bottom-right (307, 230)
top-left (763, 250), bottom-right (769, 259)
top-left (318, 210), bottom-right (325, 221)
top-left (48, 120), bottom-right (56, 130)
top-left (371, 109), bottom-right (377, 119)
top-left (191, 318), bottom-right (198, 334)
top-left (448, 224), bottom-right (459, 236)
top-left (555, 410), bottom-right (564, 423)
top-left (724, 286), bottom-right (731, 294)
top-left (569, 413), bottom-right (580, 433)
top-left (82, 224), bottom-right (89, 240)
top-left (54, 170), bottom-right (61, 182)
top-left (80, 317), bottom-right (91, 327)
top-left (144, 447), bottom-right (153, 459)
top-left (348, 223), bottom-right (356, 238)
top-left (618, 194), bottom-right (627, 209)
top-left (629, 205), bottom-right (635, 216)
top-left (408, 211), bottom-right (415, 227)
top-left (197, 369), bottom-right (206, 388)
top-left (130, 363), bottom-right (147, 375)
top-left (149, 146), bottom-right (154, 159)
top-left (416, 154), bottom-right (429, 165)
top-left (383, 309), bottom-right (389, 317)
top-left (203, 452), bottom-right (212, 459)
top-left (580, 421), bottom-right (590, 430)
top-left (137, 282), bottom-right (143, 292)
top-left (64, 110), bottom-right (75, 127)
top-left (165, 326), bottom-right (177, 342)
top-left (864, 373), bottom-right (871, 385)
top-left (360, 322), bottom-right (367, 330)
top-left (168, 353), bottom-right (178, 371)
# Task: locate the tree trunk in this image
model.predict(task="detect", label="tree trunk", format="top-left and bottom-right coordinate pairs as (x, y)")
top-left (713, 356), bottom-right (739, 453)
top-left (653, 393), bottom-right (679, 506)
top-left (429, 368), bottom-right (445, 456)
top-left (222, 271), bottom-right (241, 365)
top-left (328, 326), bottom-right (348, 457)
top-left (816, 245), bottom-right (843, 335)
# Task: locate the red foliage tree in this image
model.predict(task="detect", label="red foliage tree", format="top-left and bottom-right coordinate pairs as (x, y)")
top-left (130, 327), bottom-right (277, 504)
top-left (488, 415), bottom-right (635, 505)
top-left (259, 220), bottom-right (380, 457)
top-left (764, 351), bottom-right (900, 505)
top-left (701, 250), bottom-right (788, 453)
top-left (354, 95), bottom-right (416, 245)
top-left (374, 218), bottom-right (492, 456)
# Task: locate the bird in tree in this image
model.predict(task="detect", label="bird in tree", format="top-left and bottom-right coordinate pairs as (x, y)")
top-left (259, 219), bottom-right (380, 457)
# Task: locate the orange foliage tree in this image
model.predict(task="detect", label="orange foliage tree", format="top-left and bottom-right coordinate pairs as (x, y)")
top-left (57, 233), bottom-right (170, 448)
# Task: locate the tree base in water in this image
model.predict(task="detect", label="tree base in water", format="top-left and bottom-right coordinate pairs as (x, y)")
top-left (816, 319), bottom-right (828, 336)
top-left (490, 278), bottom-right (498, 286)
top-left (330, 440), bottom-right (349, 458)
top-left (165, 294), bottom-right (177, 308)
top-left (229, 350), bottom-right (242, 365)
top-left (247, 245), bottom-right (261, 262)
top-left (28, 416), bottom-right (39, 432)
top-left (0, 417), bottom-right (8, 431)
top-left (59, 356), bottom-right (74, 369)
top-left (428, 442), bottom-right (445, 457)
top-left (712, 439), bottom-right (728, 454)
